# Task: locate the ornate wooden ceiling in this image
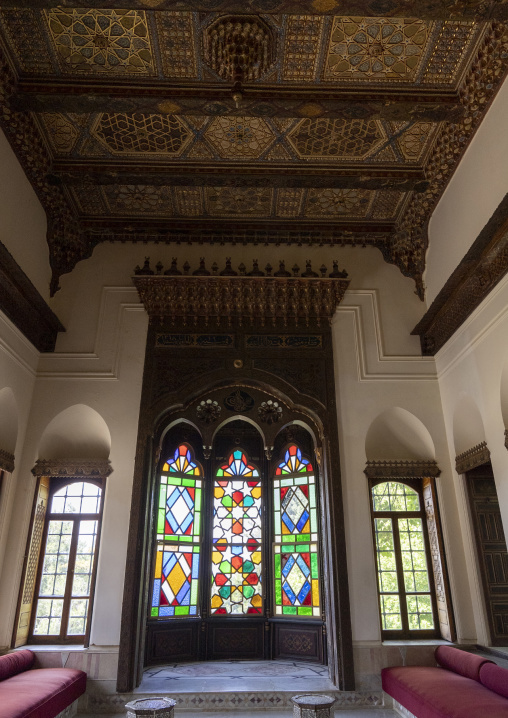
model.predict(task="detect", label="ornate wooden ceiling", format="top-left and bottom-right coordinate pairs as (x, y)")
top-left (0, 7), bottom-right (507, 296)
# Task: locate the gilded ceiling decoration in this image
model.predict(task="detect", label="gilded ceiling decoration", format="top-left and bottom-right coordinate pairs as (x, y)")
top-left (91, 112), bottom-right (192, 155)
top-left (45, 9), bottom-right (155, 74)
top-left (0, 5), bottom-right (506, 298)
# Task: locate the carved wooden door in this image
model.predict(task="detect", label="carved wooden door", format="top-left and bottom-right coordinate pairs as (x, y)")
top-left (466, 464), bottom-right (508, 645)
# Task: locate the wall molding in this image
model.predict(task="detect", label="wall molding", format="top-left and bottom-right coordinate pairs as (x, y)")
top-left (0, 449), bottom-right (14, 473)
top-left (32, 458), bottom-right (112, 479)
top-left (455, 441), bottom-right (490, 474)
top-left (364, 460), bottom-right (441, 479)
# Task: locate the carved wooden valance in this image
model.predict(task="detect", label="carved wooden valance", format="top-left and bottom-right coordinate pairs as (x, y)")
top-left (133, 263), bottom-right (349, 326)
top-left (455, 441), bottom-right (490, 474)
top-left (32, 458), bottom-right (113, 479)
top-left (364, 460), bottom-right (441, 479)
top-left (0, 449), bottom-right (15, 474)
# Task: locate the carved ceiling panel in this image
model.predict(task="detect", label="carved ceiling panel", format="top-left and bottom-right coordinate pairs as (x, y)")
top-left (69, 184), bottom-right (405, 221)
top-left (0, 5), bottom-right (505, 299)
top-left (0, 9), bottom-right (482, 88)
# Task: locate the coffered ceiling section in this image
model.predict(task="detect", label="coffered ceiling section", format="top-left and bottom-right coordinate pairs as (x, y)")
top-left (0, 7), bottom-right (506, 297)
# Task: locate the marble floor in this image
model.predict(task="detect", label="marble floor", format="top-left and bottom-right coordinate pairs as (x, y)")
top-left (80, 711), bottom-right (398, 718)
top-left (135, 660), bottom-right (336, 694)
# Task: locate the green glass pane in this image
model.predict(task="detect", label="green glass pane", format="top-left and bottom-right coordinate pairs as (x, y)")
top-left (298, 607), bottom-right (312, 615)
top-left (283, 606), bottom-right (298, 615)
top-left (151, 607), bottom-right (158, 617)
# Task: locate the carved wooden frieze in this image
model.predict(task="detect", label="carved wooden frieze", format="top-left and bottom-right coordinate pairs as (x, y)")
top-left (455, 441), bottom-right (490, 473)
top-left (0, 448), bottom-right (14, 473)
top-left (32, 458), bottom-right (113, 479)
top-left (364, 460), bottom-right (441, 478)
top-left (132, 261), bottom-right (349, 326)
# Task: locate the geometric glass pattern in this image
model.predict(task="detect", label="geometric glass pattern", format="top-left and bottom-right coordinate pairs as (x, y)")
top-left (33, 482), bottom-right (102, 637)
top-left (273, 445), bottom-right (320, 617)
top-left (211, 450), bottom-right (262, 615)
top-left (152, 444), bottom-right (202, 618)
top-left (372, 481), bottom-right (435, 632)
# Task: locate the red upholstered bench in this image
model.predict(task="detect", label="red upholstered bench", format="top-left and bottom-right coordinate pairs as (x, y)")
top-left (0, 649), bottom-right (87, 718)
top-left (382, 645), bottom-right (508, 718)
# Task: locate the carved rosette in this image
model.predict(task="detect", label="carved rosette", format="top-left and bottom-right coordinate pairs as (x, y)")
top-left (258, 400), bottom-right (283, 424)
top-left (0, 448), bottom-right (15, 473)
top-left (132, 276), bottom-right (349, 326)
top-left (196, 399), bottom-right (221, 424)
top-left (364, 460), bottom-right (441, 479)
top-left (455, 441), bottom-right (490, 474)
top-left (32, 458), bottom-right (113, 479)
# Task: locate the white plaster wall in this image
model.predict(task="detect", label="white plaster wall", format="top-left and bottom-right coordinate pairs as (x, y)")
top-left (434, 271), bottom-right (508, 645)
top-left (0, 128), bottom-right (51, 301)
top-left (425, 74), bottom-right (508, 305)
top-left (333, 292), bottom-right (478, 646)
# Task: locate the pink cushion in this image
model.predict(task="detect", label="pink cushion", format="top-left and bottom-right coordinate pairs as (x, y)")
top-left (382, 665), bottom-right (508, 718)
top-left (435, 645), bottom-right (493, 681)
top-left (480, 662), bottom-right (508, 699)
top-left (0, 651), bottom-right (35, 681)
top-left (0, 667), bottom-right (86, 718)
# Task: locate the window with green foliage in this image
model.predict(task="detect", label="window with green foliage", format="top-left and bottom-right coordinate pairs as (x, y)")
top-left (371, 480), bottom-right (438, 639)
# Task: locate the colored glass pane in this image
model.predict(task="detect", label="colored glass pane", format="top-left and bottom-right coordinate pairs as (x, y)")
top-left (151, 545), bottom-right (200, 617)
top-left (153, 443), bottom-right (202, 619)
top-left (211, 472), bottom-right (263, 615)
top-left (273, 444), bottom-right (321, 618)
top-left (162, 444), bottom-right (201, 475)
top-left (275, 444), bottom-right (313, 475)
top-left (216, 449), bottom-right (260, 478)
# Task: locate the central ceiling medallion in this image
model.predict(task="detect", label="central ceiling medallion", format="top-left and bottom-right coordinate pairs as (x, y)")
top-left (202, 15), bottom-right (276, 105)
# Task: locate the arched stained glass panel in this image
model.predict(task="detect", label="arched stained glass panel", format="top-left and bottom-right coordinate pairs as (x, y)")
top-left (273, 444), bottom-right (320, 617)
top-left (152, 444), bottom-right (202, 618)
top-left (211, 449), bottom-right (262, 615)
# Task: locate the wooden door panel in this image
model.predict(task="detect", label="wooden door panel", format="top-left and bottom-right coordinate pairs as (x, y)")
top-left (466, 464), bottom-right (508, 645)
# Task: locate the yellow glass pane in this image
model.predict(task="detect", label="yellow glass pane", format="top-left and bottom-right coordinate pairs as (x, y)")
top-left (162, 463), bottom-right (169, 471)
top-left (251, 487), bottom-right (261, 499)
top-left (252, 594), bottom-right (262, 606)
top-left (214, 487), bottom-right (224, 498)
top-left (312, 579), bottom-right (320, 606)
top-left (212, 551), bottom-right (222, 564)
top-left (155, 549), bottom-right (162, 579)
top-left (211, 595), bottom-right (222, 608)
top-left (167, 562), bottom-right (186, 594)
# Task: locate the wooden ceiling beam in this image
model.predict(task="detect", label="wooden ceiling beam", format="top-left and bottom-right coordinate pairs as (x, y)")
top-left (13, 81), bottom-right (464, 123)
top-left (49, 161), bottom-right (428, 192)
top-left (0, 0), bottom-right (506, 21)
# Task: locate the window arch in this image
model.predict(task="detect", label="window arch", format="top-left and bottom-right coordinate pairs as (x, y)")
top-left (147, 427), bottom-right (325, 663)
top-left (30, 480), bottom-right (103, 643)
top-left (371, 480), bottom-right (438, 639)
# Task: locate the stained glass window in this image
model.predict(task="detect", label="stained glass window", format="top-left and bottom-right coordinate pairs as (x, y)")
top-left (273, 444), bottom-right (321, 617)
top-left (211, 450), bottom-right (263, 615)
top-left (372, 481), bottom-right (436, 637)
top-left (32, 481), bottom-right (102, 640)
top-left (152, 444), bottom-right (202, 618)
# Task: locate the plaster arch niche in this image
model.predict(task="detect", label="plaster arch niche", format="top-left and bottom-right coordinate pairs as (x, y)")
top-left (0, 387), bottom-right (18, 456)
top-left (452, 395), bottom-right (486, 457)
top-left (365, 407), bottom-right (436, 461)
top-left (38, 404), bottom-right (111, 460)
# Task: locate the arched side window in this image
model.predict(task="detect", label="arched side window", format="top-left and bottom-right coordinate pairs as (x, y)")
top-left (273, 444), bottom-right (321, 617)
top-left (211, 449), bottom-right (262, 615)
top-left (30, 481), bottom-right (102, 642)
top-left (371, 481), bottom-right (438, 639)
top-left (151, 444), bottom-right (203, 618)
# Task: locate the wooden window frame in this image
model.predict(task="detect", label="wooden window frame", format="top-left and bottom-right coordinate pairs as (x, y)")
top-left (26, 477), bottom-right (105, 646)
top-left (369, 478), bottom-right (440, 640)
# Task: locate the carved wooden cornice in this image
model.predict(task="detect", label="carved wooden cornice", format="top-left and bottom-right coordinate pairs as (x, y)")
top-left (364, 460), bottom-right (441, 479)
top-left (388, 22), bottom-right (508, 298)
top-left (0, 0), bottom-right (506, 20)
top-left (0, 448), bottom-right (15, 474)
top-left (455, 442), bottom-right (490, 474)
top-left (412, 193), bottom-right (508, 355)
top-left (132, 263), bottom-right (349, 326)
top-left (31, 458), bottom-right (113, 479)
